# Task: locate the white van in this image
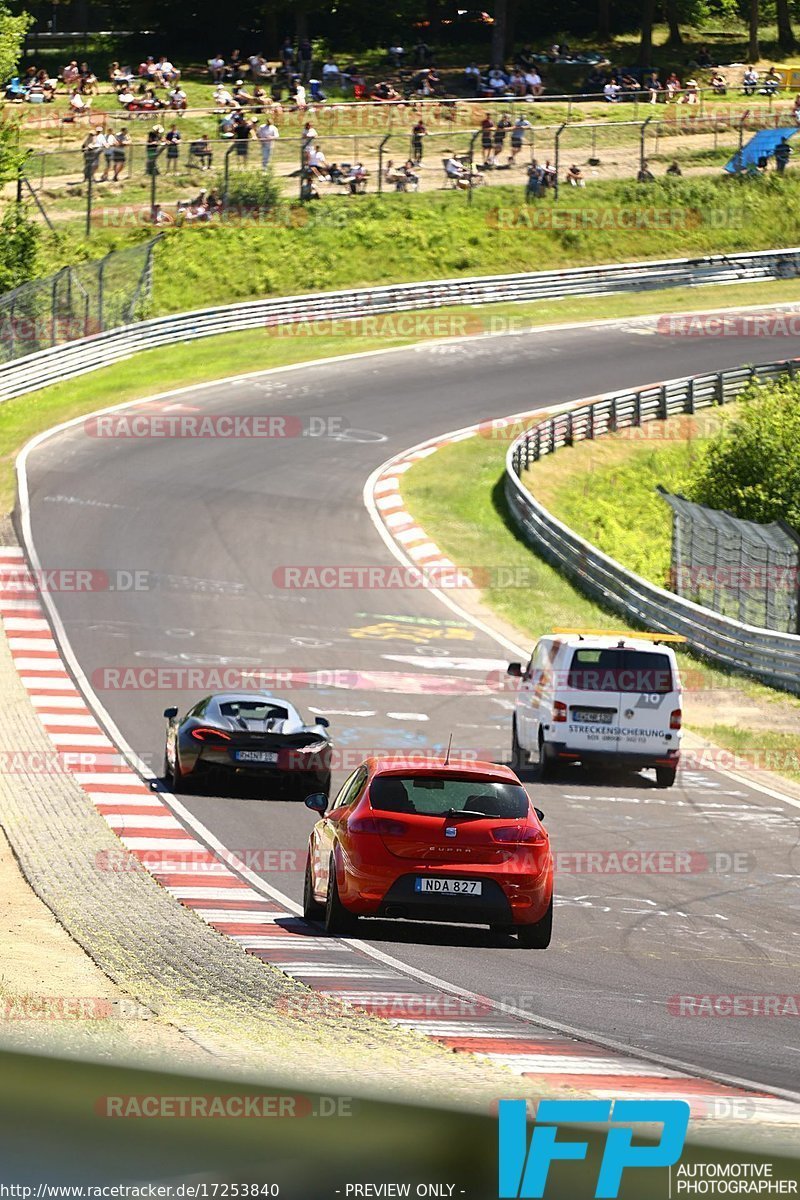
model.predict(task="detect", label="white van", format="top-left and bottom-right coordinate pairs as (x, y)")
top-left (508, 630), bottom-right (684, 787)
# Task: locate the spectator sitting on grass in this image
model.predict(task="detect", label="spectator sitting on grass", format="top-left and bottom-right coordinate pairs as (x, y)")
top-left (79, 63), bottom-right (99, 94)
top-left (62, 60), bottom-right (80, 84)
top-left (168, 85), bottom-right (187, 111)
top-left (566, 163), bottom-right (585, 187)
top-left (621, 71), bottom-right (641, 98)
top-left (308, 145), bottom-right (330, 180)
top-left (681, 77), bottom-right (698, 104)
top-left (775, 137), bottom-right (792, 174)
top-left (637, 159), bottom-right (655, 182)
top-left (209, 54), bottom-right (225, 82)
top-left (665, 72), bottom-right (681, 101)
top-left (603, 79), bottom-right (619, 102)
top-left (524, 67), bottom-right (543, 96)
top-left (214, 82), bottom-right (238, 108)
top-left (666, 159), bottom-right (682, 176)
top-left (117, 84), bottom-right (135, 106)
top-left (763, 66), bottom-right (781, 96)
top-left (69, 88), bottom-right (91, 116)
top-left (743, 66), bottom-right (758, 95)
top-left (158, 57), bottom-right (180, 84)
top-left (232, 80), bottom-right (254, 105)
top-left (711, 71), bottom-right (727, 95)
top-left (372, 81), bottom-right (402, 101)
top-left (647, 72), bottom-right (662, 103)
top-left (464, 63), bottom-right (481, 94)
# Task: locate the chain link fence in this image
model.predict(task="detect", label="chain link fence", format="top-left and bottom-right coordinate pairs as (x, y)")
top-left (658, 488), bottom-right (800, 634)
top-left (0, 237), bottom-right (161, 364)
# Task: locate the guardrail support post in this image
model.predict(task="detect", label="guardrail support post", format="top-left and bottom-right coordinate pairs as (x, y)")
top-left (586, 406), bottom-right (594, 440)
top-left (686, 379), bottom-right (694, 414)
top-left (609, 396), bottom-right (617, 433)
top-left (634, 391), bottom-right (641, 426)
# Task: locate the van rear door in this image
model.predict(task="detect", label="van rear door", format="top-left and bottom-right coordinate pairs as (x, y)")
top-left (614, 648), bottom-right (679, 760)
top-left (562, 647), bottom-right (621, 757)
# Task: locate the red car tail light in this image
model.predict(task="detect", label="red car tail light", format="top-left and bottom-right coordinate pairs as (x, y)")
top-left (190, 727), bottom-right (232, 743)
top-left (670, 708), bottom-right (682, 730)
top-left (553, 701), bottom-right (567, 723)
top-left (347, 816), bottom-right (408, 837)
top-left (491, 824), bottom-right (547, 844)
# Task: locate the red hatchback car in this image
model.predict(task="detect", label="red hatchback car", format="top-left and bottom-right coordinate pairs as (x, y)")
top-left (302, 757), bottom-right (553, 947)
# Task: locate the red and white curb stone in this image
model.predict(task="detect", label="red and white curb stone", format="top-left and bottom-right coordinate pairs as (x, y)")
top-left (1, 539), bottom-right (798, 1130)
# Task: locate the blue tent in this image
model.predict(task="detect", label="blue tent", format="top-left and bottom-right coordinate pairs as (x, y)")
top-left (725, 127), bottom-right (799, 173)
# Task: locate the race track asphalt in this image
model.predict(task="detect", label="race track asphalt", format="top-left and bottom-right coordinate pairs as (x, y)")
top-left (23, 318), bottom-right (800, 1093)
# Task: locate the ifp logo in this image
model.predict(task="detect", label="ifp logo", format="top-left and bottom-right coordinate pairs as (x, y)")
top-left (498, 1099), bottom-right (689, 1198)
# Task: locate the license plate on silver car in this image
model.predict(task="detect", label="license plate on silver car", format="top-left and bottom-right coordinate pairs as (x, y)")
top-left (415, 878), bottom-right (482, 896)
top-left (234, 750), bottom-right (278, 763)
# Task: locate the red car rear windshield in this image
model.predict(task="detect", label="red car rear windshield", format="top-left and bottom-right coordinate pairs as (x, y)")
top-left (567, 648), bottom-right (673, 694)
top-left (370, 776), bottom-right (529, 818)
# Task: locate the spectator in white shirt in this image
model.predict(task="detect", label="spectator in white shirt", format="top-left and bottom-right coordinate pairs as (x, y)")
top-left (525, 70), bottom-right (543, 96)
top-left (209, 55), bottom-right (225, 82)
top-left (168, 86), bottom-right (187, 111)
top-left (255, 118), bottom-right (279, 167)
top-left (214, 84), bottom-right (237, 108)
top-left (604, 80), bottom-right (619, 102)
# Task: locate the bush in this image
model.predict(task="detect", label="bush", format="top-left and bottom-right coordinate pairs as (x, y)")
top-left (215, 169), bottom-right (281, 216)
top-left (682, 380), bottom-right (800, 529)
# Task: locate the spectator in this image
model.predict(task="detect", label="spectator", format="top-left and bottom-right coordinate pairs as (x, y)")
top-left (302, 120), bottom-right (318, 156)
top-left (82, 130), bottom-right (102, 180)
top-left (464, 63), bottom-right (481, 94)
top-left (566, 163), bottom-right (585, 187)
top-left (117, 84), bottom-right (135, 107)
top-left (711, 71), bottom-right (727, 95)
top-left (666, 159), bottom-right (682, 176)
top-left (256, 116), bottom-right (279, 168)
top-left (775, 137), bottom-right (792, 173)
top-left (637, 159), bottom-right (655, 182)
top-left (414, 40), bottom-right (430, 66)
top-left (293, 80), bottom-right (307, 108)
top-left (793, 93), bottom-right (800, 124)
top-left (63, 60), bottom-right (80, 85)
top-left (79, 63), bottom-right (99, 95)
top-left (281, 38), bottom-right (295, 70)
top-left (621, 71), bottom-right (641, 100)
top-left (159, 57), bottom-right (179, 84)
top-left (97, 128), bottom-right (116, 180)
top-left (214, 82), bottom-right (237, 108)
top-left (149, 203), bottom-right (171, 225)
top-left (308, 144), bottom-right (329, 180)
top-left (665, 72), bottom-right (681, 101)
top-left (682, 77), bottom-right (698, 104)
top-left (480, 111), bottom-right (494, 163)
top-left (145, 125), bottom-right (164, 176)
top-left (411, 118), bottom-right (427, 164)
top-left (229, 49), bottom-right (242, 75)
top-left (696, 45), bottom-right (712, 68)
top-left (191, 133), bottom-right (213, 169)
top-left (69, 88), bottom-right (91, 117)
top-left (233, 113), bottom-right (253, 158)
top-left (111, 127), bottom-right (129, 180)
top-left (647, 72), bottom-right (662, 103)
top-left (168, 84), bottom-right (187, 112)
top-left (584, 67), bottom-right (605, 94)
top-left (743, 66), bottom-right (758, 96)
top-left (298, 38), bottom-right (313, 81)
top-left (209, 54), bottom-right (225, 83)
top-left (603, 79), bottom-right (619, 102)
top-left (346, 162), bottom-right (368, 193)
top-left (524, 67), bottom-right (543, 96)
top-left (509, 115), bottom-right (532, 164)
top-left (389, 42), bottom-right (405, 68)
top-left (763, 66), bottom-right (781, 96)
top-left (322, 59), bottom-right (341, 86)
top-left (165, 123), bottom-right (181, 172)
top-left (493, 113), bottom-right (512, 161)
top-left (525, 159), bottom-right (544, 199)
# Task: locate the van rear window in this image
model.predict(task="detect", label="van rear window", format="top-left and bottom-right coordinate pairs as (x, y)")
top-left (567, 649), bottom-right (673, 693)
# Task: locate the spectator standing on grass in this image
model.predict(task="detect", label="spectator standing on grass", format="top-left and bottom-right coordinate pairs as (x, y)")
top-left (165, 124), bottom-right (181, 172)
top-left (775, 137), bottom-right (792, 174)
top-left (233, 113), bottom-right (253, 159)
top-left (112, 128), bottom-right (129, 180)
top-left (82, 130), bottom-right (102, 180)
top-left (98, 129), bottom-right (116, 180)
top-left (298, 38), bottom-right (313, 82)
top-left (525, 159), bottom-right (544, 199)
top-left (411, 118), bottom-right (427, 164)
top-left (480, 111), bottom-right (494, 164)
top-left (493, 113), bottom-right (512, 161)
top-left (302, 120), bottom-right (318, 161)
top-left (509, 115), bottom-right (532, 164)
top-left (256, 116), bottom-right (279, 168)
top-left (281, 38), bottom-right (295, 70)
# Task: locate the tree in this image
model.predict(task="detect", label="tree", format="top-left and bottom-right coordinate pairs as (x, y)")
top-left (776, 0), bottom-right (795, 54)
top-left (639, 0), bottom-right (656, 64)
top-left (665, 0), bottom-right (683, 46)
top-left (598, 0), bottom-right (611, 41)
top-left (748, 0), bottom-right (759, 62)
top-left (490, 0), bottom-right (507, 65)
top-left (0, 1), bottom-right (30, 84)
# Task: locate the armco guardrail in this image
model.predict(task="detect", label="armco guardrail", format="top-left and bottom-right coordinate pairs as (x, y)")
top-left (505, 357), bottom-right (800, 693)
top-left (2, 246), bottom-right (800, 403)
